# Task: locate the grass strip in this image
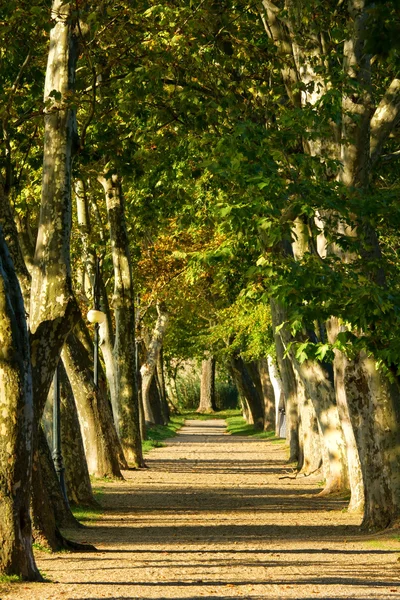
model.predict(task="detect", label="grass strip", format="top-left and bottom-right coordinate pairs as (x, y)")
top-left (180, 408), bottom-right (241, 421)
top-left (71, 488), bottom-right (104, 523)
top-left (0, 574), bottom-right (22, 583)
top-left (142, 414), bottom-right (185, 454)
top-left (225, 415), bottom-right (284, 442)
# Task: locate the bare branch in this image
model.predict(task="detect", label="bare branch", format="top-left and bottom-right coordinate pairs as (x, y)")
top-left (380, 149), bottom-right (400, 162)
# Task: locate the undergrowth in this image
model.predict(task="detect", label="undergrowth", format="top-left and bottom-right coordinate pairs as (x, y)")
top-left (71, 488), bottom-right (104, 523)
top-left (32, 542), bottom-right (52, 554)
top-left (142, 415), bottom-right (185, 454)
top-left (225, 415), bottom-right (283, 441)
top-left (0, 574), bottom-right (22, 583)
top-left (181, 408), bottom-right (241, 421)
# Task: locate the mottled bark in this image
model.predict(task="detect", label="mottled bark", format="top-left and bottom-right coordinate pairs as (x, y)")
top-left (98, 276), bottom-right (118, 423)
top-left (32, 428), bottom-right (95, 553)
top-left (370, 78), bottom-right (400, 167)
top-left (327, 318), bottom-right (364, 513)
top-left (261, 0), bottom-right (400, 527)
top-left (98, 173), bottom-right (143, 467)
top-left (75, 179), bottom-right (96, 287)
top-left (230, 356), bottom-right (264, 430)
top-left (0, 186), bottom-right (31, 304)
top-left (240, 395), bottom-right (252, 424)
top-left (74, 180), bottom-right (118, 425)
top-left (31, 444), bottom-right (65, 552)
top-left (332, 2), bottom-right (399, 526)
top-left (62, 329), bottom-right (123, 478)
top-left (295, 371), bottom-right (322, 475)
top-left (74, 313), bottom-right (127, 470)
top-left (42, 368), bottom-right (95, 507)
top-left (30, 0), bottom-right (80, 418)
top-left (330, 345), bottom-right (400, 528)
top-left (0, 229), bottom-right (39, 580)
top-left (270, 300), bottom-right (299, 462)
top-left (197, 357), bottom-right (216, 413)
top-left (149, 376), bottom-right (164, 426)
top-left (37, 426), bottom-right (77, 530)
top-left (59, 365), bottom-right (96, 506)
top-left (29, 3), bottom-right (82, 550)
top-left (165, 368), bottom-right (180, 413)
top-left (271, 298), bottom-right (348, 489)
top-left (295, 359), bottom-right (348, 493)
top-left (267, 355), bottom-right (284, 432)
top-left (156, 349), bottom-right (170, 424)
top-left (258, 359), bottom-right (275, 431)
top-left (141, 303), bottom-right (169, 425)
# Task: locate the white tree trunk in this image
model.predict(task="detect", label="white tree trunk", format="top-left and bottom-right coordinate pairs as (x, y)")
top-left (141, 304), bottom-right (169, 424)
top-left (99, 172), bottom-right (143, 467)
top-left (267, 355), bottom-right (284, 432)
top-left (29, 0), bottom-right (81, 551)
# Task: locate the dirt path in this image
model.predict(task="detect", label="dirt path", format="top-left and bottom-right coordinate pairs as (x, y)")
top-left (2, 419), bottom-right (400, 599)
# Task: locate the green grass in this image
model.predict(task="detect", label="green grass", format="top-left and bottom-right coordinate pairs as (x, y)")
top-left (71, 504), bottom-right (103, 523)
top-left (181, 408), bottom-right (241, 421)
top-left (225, 415), bottom-right (281, 440)
top-left (142, 415), bottom-right (186, 454)
top-left (0, 574), bottom-right (22, 583)
top-left (71, 488), bottom-right (104, 523)
top-left (32, 542), bottom-right (52, 554)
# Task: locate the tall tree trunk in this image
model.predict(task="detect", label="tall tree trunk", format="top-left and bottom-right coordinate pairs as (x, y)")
top-left (267, 355), bottom-right (284, 432)
top-left (274, 301), bottom-right (349, 494)
top-left (165, 366), bottom-right (180, 413)
top-left (270, 300), bottom-right (300, 462)
top-left (0, 229), bottom-right (40, 580)
top-left (197, 357), bottom-right (216, 413)
top-left (98, 172), bottom-right (143, 467)
top-left (156, 349), bottom-right (170, 424)
top-left (37, 426), bottom-right (77, 530)
top-left (257, 359), bottom-right (276, 431)
top-left (327, 318), bottom-right (364, 513)
top-left (59, 364), bottom-right (97, 506)
top-left (335, 352), bottom-right (398, 528)
top-left (330, 1), bottom-right (399, 526)
top-left (261, 0), bottom-right (400, 527)
top-left (230, 356), bottom-right (264, 429)
top-left (296, 376), bottom-right (322, 475)
top-left (42, 365), bottom-right (96, 507)
top-left (141, 303), bottom-right (169, 425)
top-left (294, 358), bottom-right (348, 494)
top-left (32, 428), bottom-right (94, 553)
top-left (29, 0), bottom-right (83, 552)
top-left (74, 313), bottom-right (127, 471)
top-left (75, 180), bottom-right (118, 420)
top-left (62, 328), bottom-right (124, 478)
top-left (98, 275), bottom-right (118, 424)
top-left (149, 376), bottom-right (164, 426)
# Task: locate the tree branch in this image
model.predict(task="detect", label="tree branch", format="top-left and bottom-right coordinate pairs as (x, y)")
top-left (258, 0), bottom-right (300, 107)
top-left (380, 149), bottom-right (400, 162)
top-left (370, 78), bottom-right (400, 167)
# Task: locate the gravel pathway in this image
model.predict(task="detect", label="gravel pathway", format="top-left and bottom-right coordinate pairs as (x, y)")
top-left (2, 419), bottom-right (400, 600)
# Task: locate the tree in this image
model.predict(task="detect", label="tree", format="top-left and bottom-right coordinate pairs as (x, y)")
top-left (0, 228), bottom-right (40, 580)
top-left (197, 357), bottom-right (217, 413)
top-left (98, 173), bottom-right (144, 467)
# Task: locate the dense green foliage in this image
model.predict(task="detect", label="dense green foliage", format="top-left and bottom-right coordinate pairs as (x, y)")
top-left (3, 0), bottom-right (399, 375)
